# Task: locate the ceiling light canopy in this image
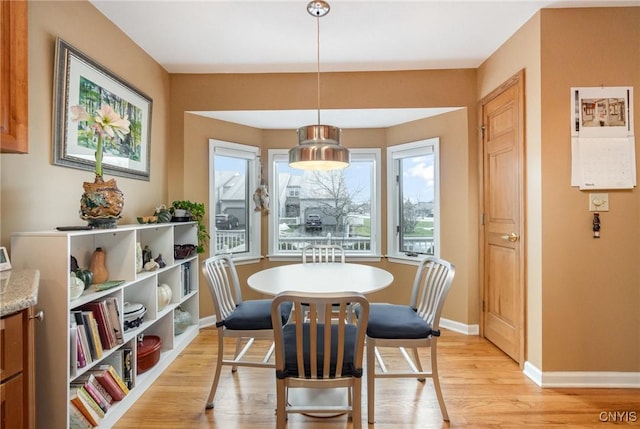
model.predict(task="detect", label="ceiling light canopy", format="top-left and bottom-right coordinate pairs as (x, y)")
top-left (288, 0), bottom-right (350, 171)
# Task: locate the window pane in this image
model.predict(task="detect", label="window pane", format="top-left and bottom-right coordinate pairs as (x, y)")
top-left (214, 155), bottom-right (249, 253)
top-left (399, 153), bottom-right (435, 255)
top-left (273, 158), bottom-right (374, 254)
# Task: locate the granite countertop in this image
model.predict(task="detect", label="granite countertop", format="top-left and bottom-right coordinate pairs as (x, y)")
top-left (0, 269), bottom-right (40, 317)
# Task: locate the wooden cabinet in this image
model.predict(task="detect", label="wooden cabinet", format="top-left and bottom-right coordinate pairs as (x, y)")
top-left (11, 223), bottom-right (200, 428)
top-left (0, 0), bottom-right (29, 154)
top-left (1, 307), bottom-right (36, 429)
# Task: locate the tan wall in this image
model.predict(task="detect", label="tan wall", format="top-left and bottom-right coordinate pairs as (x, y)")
top-left (172, 71), bottom-right (479, 324)
top-left (478, 13), bottom-right (544, 368)
top-left (539, 7), bottom-right (640, 371)
top-left (0, 1), bottom-right (171, 248)
top-left (479, 7), bottom-right (639, 372)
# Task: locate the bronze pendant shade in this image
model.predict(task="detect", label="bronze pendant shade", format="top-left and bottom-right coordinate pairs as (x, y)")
top-left (288, 1), bottom-right (350, 171)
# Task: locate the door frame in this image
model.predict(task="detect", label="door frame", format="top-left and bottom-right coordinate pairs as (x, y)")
top-left (478, 69), bottom-right (527, 366)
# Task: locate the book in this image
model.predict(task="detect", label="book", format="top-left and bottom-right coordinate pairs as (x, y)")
top-left (80, 301), bottom-right (115, 349)
top-left (69, 402), bottom-right (94, 429)
top-left (83, 311), bottom-right (104, 359)
top-left (104, 297), bottom-right (124, 344)
top-left (73, 312), bottom-right (93, 366)
top-left (71, 379), bottom-right (110, 413)
top-left (90, 369), bottom-right (125, 401)
top-left (69, 386), bottom-right (103, 427)
top-left (105, 364), bottom-right (130, 395)
top-left (72, 373), bottom-right (113, 413)
top-left (70, 321), bottom-right (83, 370)
top-left (122, 347), bottom-right (133, 389)
top-left (76, 332), bottom-right (87, 369)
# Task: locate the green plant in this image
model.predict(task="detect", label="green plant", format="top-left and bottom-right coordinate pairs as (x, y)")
top-left (171, 200), bottom-right (209, 253)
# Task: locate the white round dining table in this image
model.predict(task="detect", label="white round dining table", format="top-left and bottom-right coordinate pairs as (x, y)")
top-left (247, 262), bottom-right (394, 296)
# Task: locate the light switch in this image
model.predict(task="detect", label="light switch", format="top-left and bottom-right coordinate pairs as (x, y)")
top-left (589, 193), bottom-right (609, 211)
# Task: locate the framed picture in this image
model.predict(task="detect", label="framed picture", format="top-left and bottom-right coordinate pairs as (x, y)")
top-left (0, 247), bottom-right (11, 272)
top-left (53, 38), bottom-right (153, 180)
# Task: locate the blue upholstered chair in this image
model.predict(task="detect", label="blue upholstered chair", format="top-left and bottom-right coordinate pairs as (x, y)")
top-left (202, 254), bottom-right (292, 409)
top-left (271, 291), bottom-right (369, 429)
top-left (355, 256), bottom-right (455, 423)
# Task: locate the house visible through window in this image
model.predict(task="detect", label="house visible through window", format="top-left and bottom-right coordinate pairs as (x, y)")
top-left (387, 138), bottom-right (440, 261)
top-left (209, 139), bottom-right (260, 261)
top-left (268, 149), bottom-right (381, 259)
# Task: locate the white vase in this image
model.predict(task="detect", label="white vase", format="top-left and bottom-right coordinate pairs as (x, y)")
top-left (136, 242), bottom-right (143, 273)
top-left (157, 283), bottom-right (172, 311)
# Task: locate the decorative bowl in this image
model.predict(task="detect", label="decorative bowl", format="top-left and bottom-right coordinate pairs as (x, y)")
top-left (174, 244), bottom-right (197, 259)
top-left (123, 302), bottom-right (146, 331)
top-left (137, 216), bottom-right (158, 224)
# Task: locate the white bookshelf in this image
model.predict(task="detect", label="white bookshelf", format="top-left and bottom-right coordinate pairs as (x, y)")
top-left (11, 222), bottom-right (200, 429)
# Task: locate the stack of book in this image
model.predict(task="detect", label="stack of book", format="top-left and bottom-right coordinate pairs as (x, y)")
top-left (69, 365), bottom-right (129, 428)
top-left (70, 297), bottom-right (124, 369)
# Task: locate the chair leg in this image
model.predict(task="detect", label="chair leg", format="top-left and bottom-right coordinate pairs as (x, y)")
top-left (366, 339), bottom-right (376, 424)
top-left (411, 347), bottom-right (427, 382)
top-left (430, 340), bottom-right (449, 421)
top-left (231, 338), bottom-right (243, 372)
top-left (275, 380), bottom-right (287, 428)
top-left (206, 330), bottom-right (226, 409)
top-left (352, 378), bottom-right (362, 429)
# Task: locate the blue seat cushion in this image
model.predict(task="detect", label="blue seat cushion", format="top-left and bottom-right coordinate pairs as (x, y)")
top-left (356, 303), bottom-right (434, 339)
top-left (276, 323), bottom-right (362, 379)
top-left (222, 299), bottom-right (292, 330)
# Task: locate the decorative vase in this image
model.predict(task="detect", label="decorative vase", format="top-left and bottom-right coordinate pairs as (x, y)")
top-left (89, 247), bottom-right (109, 284)
top-left (135, 242), bottom-right (143, 273)
top-left (157, 283), bottom-right (172, 311)
top-left (174, 306), bottom-right (192, 335)
top-left (69, 273), bottom-right (84, 300)
top-left (80, 175), bottom-right (124, 229)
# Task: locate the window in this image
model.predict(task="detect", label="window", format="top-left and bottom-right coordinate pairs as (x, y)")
top-left (268, 149), bottom-right (381, 260)
top-left (209, 139), bottom-right (261, 261)
top-left (387, 138), bottom-right (440, 262)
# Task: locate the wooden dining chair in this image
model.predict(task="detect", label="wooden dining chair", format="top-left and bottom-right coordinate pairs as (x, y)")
top-left (201, 254), bottom-right (293, 409)
top-left (271, 291), bottom-right (369, 429)
top-left (355, 256), bottom-right (455, 423)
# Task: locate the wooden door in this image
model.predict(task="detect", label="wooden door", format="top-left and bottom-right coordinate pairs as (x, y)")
top-left (480, 71), bottom-right (525, 364)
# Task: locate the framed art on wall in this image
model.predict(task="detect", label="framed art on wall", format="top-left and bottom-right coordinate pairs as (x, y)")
top-left (53, 38), bottom-right (153, 180)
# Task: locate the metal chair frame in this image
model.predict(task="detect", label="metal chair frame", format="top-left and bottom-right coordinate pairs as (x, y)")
top-left (271, 291), bottom-right (369, 429)
top-left (202, 254), bottom-right (281, 409)
top-left (364, 256), bottom-right (455, 423)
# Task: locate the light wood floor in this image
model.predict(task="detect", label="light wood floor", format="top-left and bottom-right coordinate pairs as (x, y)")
top-left (115, 327), bottom-right (639, 428)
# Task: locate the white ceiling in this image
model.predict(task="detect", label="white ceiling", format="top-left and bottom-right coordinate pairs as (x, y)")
top-left (91, 0), bottom-right (639, 129)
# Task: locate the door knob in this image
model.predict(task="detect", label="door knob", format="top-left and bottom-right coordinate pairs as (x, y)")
top-left (501, 232), bottom-right (519, 242)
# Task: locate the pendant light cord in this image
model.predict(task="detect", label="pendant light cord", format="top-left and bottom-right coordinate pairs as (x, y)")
top-left (316, 15), bottom-right (321, 125)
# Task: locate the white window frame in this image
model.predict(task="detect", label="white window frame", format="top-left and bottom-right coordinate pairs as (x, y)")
top-left (209, 139), bottom-right (261, 264)
top-left (386, 138), bottom-right (440, 264)
top-left (268, 148), bottom-right (382, 261)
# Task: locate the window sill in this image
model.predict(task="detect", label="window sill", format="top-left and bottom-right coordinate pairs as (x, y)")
top-left (386, 255), bottom-right (428, 266)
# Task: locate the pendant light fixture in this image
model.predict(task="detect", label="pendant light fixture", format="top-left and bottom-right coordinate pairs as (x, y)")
top-left (288, 0), bottom-right (350, 171)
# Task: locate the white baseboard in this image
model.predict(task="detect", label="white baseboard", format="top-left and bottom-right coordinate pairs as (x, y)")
top-left (524, 361), bottom-right (640, 388)
top-left (440, 318), bottom-right (479, 335)
top-left (199, 315), bottom-right (217, 328)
